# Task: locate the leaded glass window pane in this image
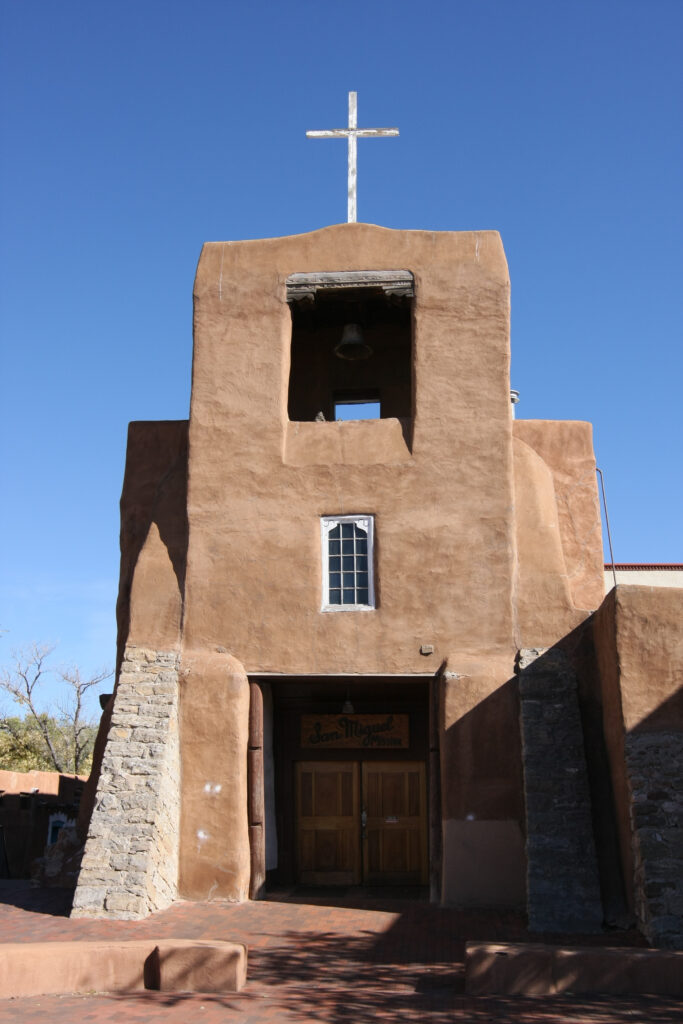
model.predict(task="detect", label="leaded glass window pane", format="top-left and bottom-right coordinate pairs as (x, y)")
top-left (323, 517), bottom-right (374, 609)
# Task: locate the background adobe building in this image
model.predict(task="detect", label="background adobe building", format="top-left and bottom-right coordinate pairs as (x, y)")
top-left (71, 223), bottom-right (682, 949)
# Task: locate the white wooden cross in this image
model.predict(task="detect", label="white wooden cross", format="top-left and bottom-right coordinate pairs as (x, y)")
top-left (307, 91), bottom-right (399, 223)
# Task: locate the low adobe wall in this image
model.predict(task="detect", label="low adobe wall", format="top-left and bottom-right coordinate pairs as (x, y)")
top-left (0, 939), bottom-right (246, 998)
top-left (465, 941), bottom-right (683, 996)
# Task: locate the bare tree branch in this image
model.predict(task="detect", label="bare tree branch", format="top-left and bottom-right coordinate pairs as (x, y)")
top-left (0, 645), bottom-right (112, 774)
top-left (55, 665), bottom-right (112, 773)
top-left (0, 644), bottom-right (63, 770)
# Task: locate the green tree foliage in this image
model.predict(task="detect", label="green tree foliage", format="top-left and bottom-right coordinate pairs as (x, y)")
top-left (0, 644), bottom-right (110, 775)
top-left (0, 715), bottom-right (54, 772)
top-left (0, 714), bottom-right (99, 775)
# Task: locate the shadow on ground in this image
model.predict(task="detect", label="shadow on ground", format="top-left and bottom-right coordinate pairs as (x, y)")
top-left (0, 880), bottom-right (72, 917)
top-left (264, 884), bottom-right (431, 911)
top-left (0, 887), bottom-right (675, 1024)
top-left (93, 988), bottom-right (683, 1024)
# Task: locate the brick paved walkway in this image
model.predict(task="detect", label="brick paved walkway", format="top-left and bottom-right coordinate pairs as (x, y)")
top-left (0, 881), bottom-right (679, 1023)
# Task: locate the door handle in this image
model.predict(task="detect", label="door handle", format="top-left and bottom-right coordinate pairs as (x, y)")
top-left (361, 808), bottom-right (367, 838)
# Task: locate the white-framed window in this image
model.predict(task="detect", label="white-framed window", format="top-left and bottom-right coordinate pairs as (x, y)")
top-left (47, 812), bottom-right (71, 845)
top-left (321, 515), bottom-right (375, 612)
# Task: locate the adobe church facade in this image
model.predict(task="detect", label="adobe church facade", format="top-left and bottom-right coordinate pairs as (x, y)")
top-left (71, 224), bottom-right (682, 948)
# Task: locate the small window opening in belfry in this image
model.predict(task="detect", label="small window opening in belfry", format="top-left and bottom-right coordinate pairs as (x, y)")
top-left (334, 392), bottom-right (380, 421)
top-left (286, 271), bottom-right (414, 425)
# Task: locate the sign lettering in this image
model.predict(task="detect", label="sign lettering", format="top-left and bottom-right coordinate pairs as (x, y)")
top-left (301, 714), bottom-right (409, 749)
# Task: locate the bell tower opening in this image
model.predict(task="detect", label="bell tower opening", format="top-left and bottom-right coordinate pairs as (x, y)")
top-left (286, 270), bottom-right (414, 426)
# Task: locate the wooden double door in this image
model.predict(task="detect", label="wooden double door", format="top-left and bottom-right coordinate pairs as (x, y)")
top-left (296, 761), bottom-right (427, 885)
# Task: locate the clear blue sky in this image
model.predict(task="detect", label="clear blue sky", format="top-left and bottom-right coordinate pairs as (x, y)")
top-left (1, 0), bottom-right (681, 709)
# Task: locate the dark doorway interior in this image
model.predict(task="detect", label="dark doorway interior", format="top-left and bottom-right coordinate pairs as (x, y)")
top-left (262, 677), bottom-right (431, 890)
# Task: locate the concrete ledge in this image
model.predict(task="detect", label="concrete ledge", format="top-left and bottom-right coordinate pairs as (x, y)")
top-left (0, 939), bottom-right (247, 998)
top-left (465, 942), bottom-right (683, 996)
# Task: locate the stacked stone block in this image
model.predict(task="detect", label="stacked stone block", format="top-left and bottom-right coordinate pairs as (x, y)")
top-left (518, 647), bottom-right (603, 933)
top-left (626, 732), bottom-right (683, 948)
top-left (71, 646), bottom-right (180, 919)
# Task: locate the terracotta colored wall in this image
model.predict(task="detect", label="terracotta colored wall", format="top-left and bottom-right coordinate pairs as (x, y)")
top-left (512, 436), bottom-right (583, 647)
top-left (178, 650), bottom-right (250, 902)
top-left (176, 223), bottom-right (525, 903)
top-left (116, 420), bottom-right (188, 665)
top-left (184, 223), bottom-right (515, 672)
top-left (0, 771), bottom-right (85, 796)
top-left (607, 586), bottom-right (683, 733)
top-left (513, 420), bottom-right (604, 614)
top-left (107, 225), bottom-right (609, 910)
top-left (439, 653), bottom-right (526, 907)
top-left (592, 585), bottom-right (683, 912)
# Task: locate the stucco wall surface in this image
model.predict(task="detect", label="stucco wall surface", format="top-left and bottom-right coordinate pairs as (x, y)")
top-left (117, 420), bottom-right (188, 664)
top-left (605, 570), bottom-right (683, 592)
top-left (513, 419), bottom-right (603, 615)
top-left (0, 770), bottom-right (86, 796)
top-left (512, 436), bottom-right (587, 647)
top-left (184, 223), bottom-right (516, 674)
top-left (593, 586), bottom-right (683, 948)
top-left (89, 225), bottom-right (615, 914)
top-left (605, 586), bottom-right (683, 733)
top-left (177, 649), bottom-right (250, 902)
top-left (439, 652), bottom-right (526, 906)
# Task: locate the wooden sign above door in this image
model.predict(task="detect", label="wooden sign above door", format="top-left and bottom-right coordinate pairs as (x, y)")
top-left (301, 714), bottom-right (409, 750)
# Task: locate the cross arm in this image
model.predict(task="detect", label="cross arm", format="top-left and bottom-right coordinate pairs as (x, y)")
top-left (306, 128), bottom-right (399, 139)
top-left (354, 128), bottom-right (399, 137)
top-left (306, 129), bottom-right (351, 138)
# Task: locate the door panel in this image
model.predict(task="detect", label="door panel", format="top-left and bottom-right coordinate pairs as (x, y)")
top-left (296, 762), bottom-right (360, 884)
top-left (296, 760), bottom-right (427, 886)
top-left (362, 762), bottom-right (428, 884)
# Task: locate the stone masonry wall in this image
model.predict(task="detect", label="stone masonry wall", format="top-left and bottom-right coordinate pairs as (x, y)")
top-left (626, 732), bottom-right (683, 948)
top-left (518, 647), bottom-right (603, 932)
top-left (71, 646), bottom-right (180, 919)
